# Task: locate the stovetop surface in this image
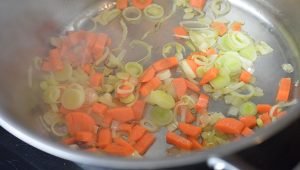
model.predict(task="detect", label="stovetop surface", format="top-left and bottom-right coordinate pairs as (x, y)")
top-left (1, 117), bottom-right (300, 170)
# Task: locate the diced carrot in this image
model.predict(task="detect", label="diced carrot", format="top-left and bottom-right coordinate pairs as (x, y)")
top-left (103, 143), bottom-right (134, 156)
top-left (185, 112), bottom-right (196, 123)
top-left (215, 118), bottom-right (245, 135)
top-left (240, 70), bottom-right (252, 83)
top-left (241, 127), bottom-right (254, 137)
top-left (256, 104), bottom-right (272, 114)
top-left (92, 33), bottom-right (108, 60)
top-left (89, 73), bottom-right (103, 88)
top-left (274, 111), bottom-right (287, 118)
top-left (116, 0), bottom-right (128, 10)
top-left (102, 116), bottom-right (113, 128)
top-left (106, 107), bottom-right (135, 123)
top-left (117, 123), bottom-right (133, 133)
top-left (132, 100), bottom-right (146, 120)
top-left (211, 22), bottom-right (228, 36)
top-left (68, 31), bottom-right (86, 44)
top-left (187, 137), bottom-right (203, 150)
top-left (166, 132), bottom-right (192, 150)
top-left (114, 137), bottom-right (134, 152)
top-left (48, 48), bottom-right (64, 71)
top-left (195, 93), bottom-right (209, 114)
top-left (276, 78), bottom-right (292, 102)
top-left (199, 67), bottom-right (219, 85)
top-left (259, 113), bottom-right (271, 126)
top-left (205, 48), bottom-right (217, 56)
top-left (231, 21), bottom-right (243, 31)
top-left (62, 137), bottom-right (76, 145)
top-left (82, 64), bottom-right (93, 75)
top-left (189, 0), bottom-right (207, 10)
top-left (140, 77), bottom-right (161, 97)
top-left (186, 58), bottom-right (198, 73)
top-left (134, 133), bottom-right (156, 155)
top-left (185, 79), bottom-right (201, 93)
top-left (139, 66), bottom-right (156, 83)
top-left (173, 26), bottom-right (188, 37)
top-left (129, 125), bottom-right (147, 143)
top-left (178, 123), bottom-right (202, 137)
top-left (152, 57), bottom-right (179, 72)
top-left (97, 128), bottom-right (112, 148)
top-left (74, 131), bottom-right (95, 144)
top-left (132, 0), bottom-right (153, 9)
top-left (41, 61), bottom-right (52, 72)
top-left (92, 103), bottom-right (108, 115)
top-left (172, 78), bottom-right (188, 99)
top-left (65, 112), bottom-right (96, 135)
top-left (239, 116), bottom-right (256, 128)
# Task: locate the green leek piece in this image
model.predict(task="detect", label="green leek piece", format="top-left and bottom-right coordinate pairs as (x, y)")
top-left (256, 118), bottom-right (264, 128)
top-left (147, 90), bottom-right (175, 109)
top-left (239, 44), bottom-right (257, 61)
top-left (210, 74), bottom-right (231, 89)
top-left (144, 4), bottom-right (164, 20)
top-left (120, 94), bottom-right (136, 104)
top-left (125, 62), bottom-right (143, 77)
top-left (61, 88), bottom-right (84, 110)
top-left (54, 63), bottom-right (72, 82)
top-left (150, 106), bottom-right (174, 126)
top-left (43, 86), bottom-right (60, 104)
top-left (93, 9), bottom-right (121, 26)
top-left (215, 52), bottom-right (242, 76)
top-left (239, 101), bottom-right (257, 116)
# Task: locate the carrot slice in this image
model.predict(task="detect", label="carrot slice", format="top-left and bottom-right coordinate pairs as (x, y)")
top-left (186, 58), bottom-right (198, 73)
top-left (239, 116), bottom-right (256, 128)
top-left (132, 0), bottom-right (153, 9)
top-left (118, 123), bottom-right (133, 133)
top-left (240, 70), bottom-right (252, 83)
top-left (166, 132), bottom-right (192, 150)
top-left (185, 79), bottom-right (201, 93)
top-left (65, 112), bottom-right (96, 135)
top-left (185, 112), bottom-right (196, 123)
top-left (172, 78), bottom-right (188, 99)
top-left (82, 64), bottom-right (93, 75)
top-left (103, 143), bottom-right (134, 156)
top-left (195, 93), bottom-right (209, 114)
top-left (187, 137), bottom-right (203, 150)
top-left (152, 57), bottom-right (179, 72)
top-left (139, 66), bottom-right (156, 83)
top-left (199, 67), bottom-right (219, 85)
top-left (92, 103), bottom-right (108, 115)
top-left (90, 73), bottom-right (103, 88)
top-left (106, 107), bottom-right (135, 123)
top-left (114, 137), bottom-right (135, 152)
top-left (231, 21), bottom-right (243, 31)
top-left (173, 26), bottom-right (188, 37)
top-left (178, 123), bottom-right (202, 137)
top-left (132, 100), bottom-right (146, 120)
top-left (102, 116), bottom-right (113, 128)
top-left (205, 48), bottom-right (217, 56)
top-left (92, 33), bottom-right (108, 60)
top-left (74, 131), bottom-right (95, 144)
top-left (134, 133), bottom-right (156, 155)
top-left (97, 128), bottom-right (112, 148)
top-left (116, 0), bottom-right (128, 10)
top-left (256, 104), bottom-right (272, 114)
top-left (276, 78), bottom-right (292, 102)
top-left (129, 125), bottom-right (147, 143)
top-left (241, 127), bottom-right (254, 137)
top-left (215, 118), bottom-right (245, 135)
top-left (62, 137), bottom-right (76, 145)
top-left (211, 22), bottom-right (228, 36)
top-left (189, 0), bottom-right (207, 10)
top-left (259, 113), bottom-right (271, 126)
top-left (140, 77), bottom-right (161, 97)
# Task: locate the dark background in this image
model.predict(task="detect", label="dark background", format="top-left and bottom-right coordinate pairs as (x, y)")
top-left (0, 117), bottom-right (300, 170)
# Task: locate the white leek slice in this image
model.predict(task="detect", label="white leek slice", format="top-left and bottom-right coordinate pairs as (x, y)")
top-left (54, 63), bottom-right (73, 82)
top-left (180, 59), bottom-right (196, 79)
top-left (146, 90), bottom-right (175, 109)
top-left (144, 4), bottom-right (164, 20)
top-left (61, 88), bottom-right (84, 110)
top-left (256, 41), bottom-right (273, 55)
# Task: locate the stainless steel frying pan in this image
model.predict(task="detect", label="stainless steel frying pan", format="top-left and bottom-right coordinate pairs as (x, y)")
top-left (0, 0), bottom-right (299, 169)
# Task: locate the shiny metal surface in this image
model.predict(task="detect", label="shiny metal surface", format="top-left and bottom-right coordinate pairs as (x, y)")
top-left (0, 0), bottom-right (299, 169)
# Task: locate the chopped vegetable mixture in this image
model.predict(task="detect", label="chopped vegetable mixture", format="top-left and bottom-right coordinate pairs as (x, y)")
top-left (33, 0), bottom-right (296, 157)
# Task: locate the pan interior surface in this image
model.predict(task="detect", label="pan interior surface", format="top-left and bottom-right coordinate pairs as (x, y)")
top-left (0, 0), bottom-right (299, 168)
